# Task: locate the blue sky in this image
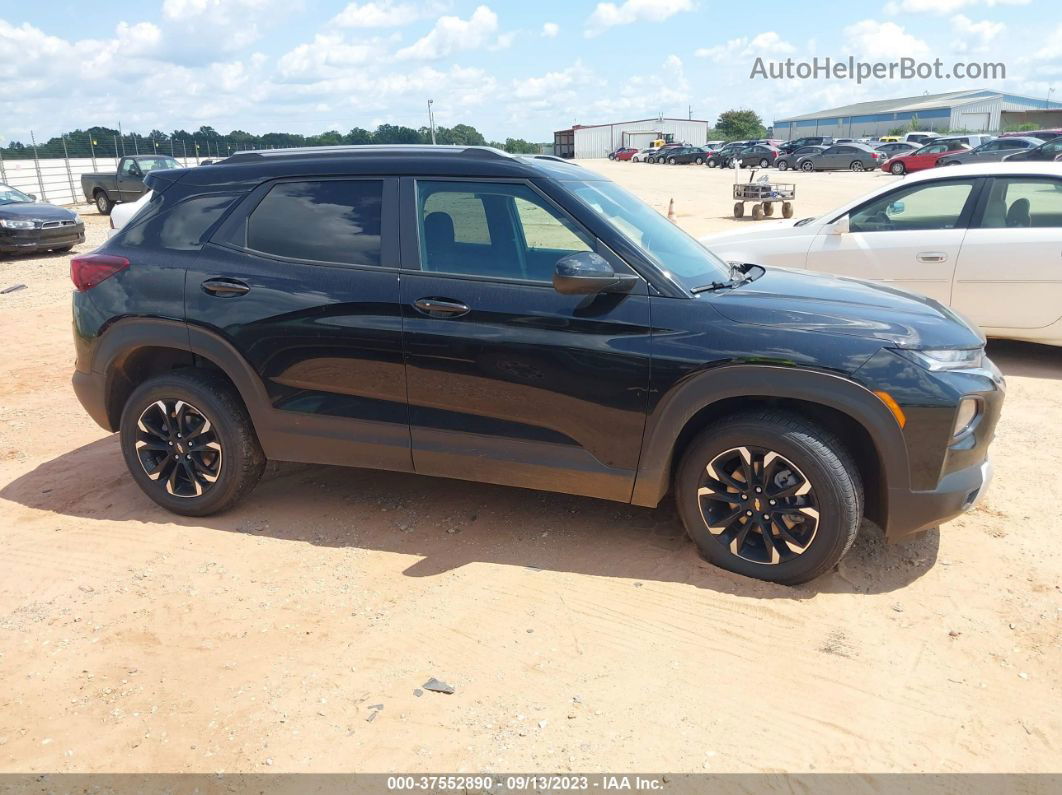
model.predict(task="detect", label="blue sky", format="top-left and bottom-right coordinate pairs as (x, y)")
top-left (1, 0), bottom-right (1059, 144)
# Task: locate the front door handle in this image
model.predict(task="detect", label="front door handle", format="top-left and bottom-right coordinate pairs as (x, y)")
top-left (414, 297), bottom-right (470, 318)
top-left (201, 277), bottom-right (250, 297)
top-left (916, 252), bottom-right (948, 263)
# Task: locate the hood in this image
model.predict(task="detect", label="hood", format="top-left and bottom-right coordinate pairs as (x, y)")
top-left (707, 266), bottom-right (985, 348)
top-left (701, 218), bottom-right (809, 245)
top-left (0, 201), bottom-right (78, 222)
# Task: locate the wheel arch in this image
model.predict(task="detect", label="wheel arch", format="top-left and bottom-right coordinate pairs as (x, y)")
top-left (631, 365), bottom-right (909, 530)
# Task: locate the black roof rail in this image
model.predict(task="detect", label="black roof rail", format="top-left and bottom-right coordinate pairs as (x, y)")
top-left (531, 154), bottom-right (572, 164)
top-left (215, 144), bottom-right (515, 164)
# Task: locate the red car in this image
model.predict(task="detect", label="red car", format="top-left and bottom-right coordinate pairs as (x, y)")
top-left (880, 139), bottom-right (970, 174)
top-left (609, 147), bottom-right (639, 161)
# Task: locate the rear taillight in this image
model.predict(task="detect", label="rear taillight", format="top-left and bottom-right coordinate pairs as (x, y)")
top-left (70, 254), bottom-right (129, 291)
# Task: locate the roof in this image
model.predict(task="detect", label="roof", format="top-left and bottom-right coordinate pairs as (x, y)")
top-left (899, 161), bottom-right (1062, 183)
top-left (556, 116), bottom-right (712, 133)
top-left (776, 89), bottom-right (1026, 123)
top-left (176, 145), bottom-right (603, 187)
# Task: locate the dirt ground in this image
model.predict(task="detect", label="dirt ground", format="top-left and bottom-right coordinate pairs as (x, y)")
top-left (0, 161), bottom-right (1059, 774)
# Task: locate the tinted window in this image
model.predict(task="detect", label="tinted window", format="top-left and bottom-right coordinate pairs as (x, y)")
top-left (122, 191), bottom-right (241, 251)
top-left (849, 181), bottom-right (975, 233)
top-left (247, 180), bottom-right (383, 265)
top-left (980, 178), bottom-right (1062, 228)
top-left (417, 180), bottom-right (591, 281)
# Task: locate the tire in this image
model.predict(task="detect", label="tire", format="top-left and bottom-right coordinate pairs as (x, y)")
top-left (95, 191), bottom-right (114, 215)
top-left (667, 157), bottom-right (677, 165)
top-left (119, 369), bottom-right (266, 516)
top-left (777, 160), bottom-right (789, 171)
top-left (782, 201), bottom-right (794, 218)
top-left (674, 411), bottom-right (863, 585)
top-left (695, 157), bottom-right (704, 165)
top-left (751, 203), bottom-right (764, 221)
top-left (733, 202), bottom-right (744, 218)
top-left (763, 202), bottom-right (774, 216)
top-left (800, 161), bottom-right (814, 172)
top-left (850, 161), bottom-right (865, 172)
top-left (707, 159), bottom-right (718, 168)
top-left (51, 245), bottom-right (74, 252)
top-left (759, 158), bottom-right (770, 168)
top-left (890, 162), bottom-right (906, 175)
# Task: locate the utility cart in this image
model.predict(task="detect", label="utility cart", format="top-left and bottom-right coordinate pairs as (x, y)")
top-left (732, 169), bottom-right (795, 220)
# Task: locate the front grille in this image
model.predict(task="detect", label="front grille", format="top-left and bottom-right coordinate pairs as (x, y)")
top-left (40, 220), bottom-right (77, 229)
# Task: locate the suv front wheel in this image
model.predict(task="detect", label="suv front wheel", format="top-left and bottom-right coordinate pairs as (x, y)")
top-left (119, 369), bottom-right (265, 516)
top-left (675, 411), bottom-right (862, 585)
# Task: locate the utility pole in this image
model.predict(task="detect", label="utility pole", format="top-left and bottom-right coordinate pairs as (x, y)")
top-left (427, 99), bottom-right (437, 145)
top-left (1048, 87), bottom-right (1055, 109)
top-left (688, 105), bottom-right (692, 120)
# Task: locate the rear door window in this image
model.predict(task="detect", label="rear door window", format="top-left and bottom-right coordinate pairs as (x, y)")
top-left (246, 180), bottom-right (383, 266)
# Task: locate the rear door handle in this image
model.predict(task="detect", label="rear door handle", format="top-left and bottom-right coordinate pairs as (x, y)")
top-left (414, 297), bottom-right (470, 318)
top-left (201, 278), bottom-right (250, 297)
top-left (916, 252), bottom-right (948, 263)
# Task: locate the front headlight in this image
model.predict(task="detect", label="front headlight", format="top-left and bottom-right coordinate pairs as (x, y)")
top-left (0, 219), bottom-right (37, 230)
top-left (893, 347), bottom-right (984, 372)
top-left (953, 397), bottom-right (981, 437)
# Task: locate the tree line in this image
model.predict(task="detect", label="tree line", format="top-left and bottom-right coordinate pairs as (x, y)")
top-left (0, 124), bottom-right (545, 160)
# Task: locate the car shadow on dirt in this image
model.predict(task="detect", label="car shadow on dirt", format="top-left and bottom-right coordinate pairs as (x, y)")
top-left (2, 435), bottom-right (939, 599)
top-left (986, 339), bottom-right (1062, 380)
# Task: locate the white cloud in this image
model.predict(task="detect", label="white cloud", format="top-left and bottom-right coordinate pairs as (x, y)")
top-left (542, 22), bottom-right (559, 38)
top-left (277, 33), bottom-right (392, 80)
top-left (331, 1), bottom-right (442, 28)
top-left (695, 31), bottom-right (795, 63)
top-left (951, 14), bottom-right (1004, 52)
top-left (843, 20), bottom-right (930, 58)
top-left (585, 0), bottom-right (694, 37)
top-left (395, 5), bottom-right (499, 60)
top-left (884, 0), bottom-right (1028, 14)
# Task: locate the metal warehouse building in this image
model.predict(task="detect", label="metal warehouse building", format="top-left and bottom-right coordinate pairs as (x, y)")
top-left (773, 89), bottom-right (1062, 140)
top-left (553, 117), bottom-right (711, 159)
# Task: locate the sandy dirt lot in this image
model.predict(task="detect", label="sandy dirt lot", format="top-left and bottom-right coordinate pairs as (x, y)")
top-left (0, 161), bottom-right (1059, 774)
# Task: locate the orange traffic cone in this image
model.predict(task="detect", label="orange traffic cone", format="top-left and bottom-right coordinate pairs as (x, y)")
top-left (667, 198), bottom-right (676, 222)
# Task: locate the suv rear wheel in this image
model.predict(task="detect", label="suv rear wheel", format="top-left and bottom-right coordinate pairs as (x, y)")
top-left (675, 411), bottom-right (862, 585)
top-left (119, 369), bottom-right (265, 516)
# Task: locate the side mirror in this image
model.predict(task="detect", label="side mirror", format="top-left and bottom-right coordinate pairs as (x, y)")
top-left (28, 194), bottom-right (37, 201)
top-left (553, 251), bottom-right (638, 295)
top-left (828, 215), bottom-right (850, 235)
top-left (130, 166), bottom-right (142, 177)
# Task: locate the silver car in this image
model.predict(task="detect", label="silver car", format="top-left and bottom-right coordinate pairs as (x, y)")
top-left (797, 142), bottom-right (886, 172)
top-left (938, 136), bottom-right (1043, 166)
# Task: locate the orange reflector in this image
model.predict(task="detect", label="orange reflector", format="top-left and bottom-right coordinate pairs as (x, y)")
top-left (874, 390), bottom-right (907, 428)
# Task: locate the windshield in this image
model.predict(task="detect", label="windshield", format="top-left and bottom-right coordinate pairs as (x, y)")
top-left (139, 157), bottom-right (180, 173)
top-left (564, 179), bottom-right (730, 289)
top-left (0, 185), bottom-right (33, 205)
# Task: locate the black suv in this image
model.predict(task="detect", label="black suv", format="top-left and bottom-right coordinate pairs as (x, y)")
top-left (70, 145), bottom-right (1003, 585)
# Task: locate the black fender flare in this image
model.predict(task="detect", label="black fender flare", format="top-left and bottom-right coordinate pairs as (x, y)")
top-left (629, 364), bottom-right (910, 507)
top-left (91, 317), bottom-right (274, 435)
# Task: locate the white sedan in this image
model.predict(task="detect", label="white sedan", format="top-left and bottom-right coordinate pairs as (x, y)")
top-left (107, 190), bottom-right (152, 238)
top-left (701, 162), bottom-right (1062, 347)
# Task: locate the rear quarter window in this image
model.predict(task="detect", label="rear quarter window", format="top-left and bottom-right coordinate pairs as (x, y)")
top-left (120, 191), bottom-right (242, 251)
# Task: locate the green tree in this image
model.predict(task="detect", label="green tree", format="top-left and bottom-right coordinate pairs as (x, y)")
top-left (714, 109), bottom-right (767, 141)
top-left (373, 123), bottom-right (422, 144)
top-left (502, 137), bottom-right (539, 154)
top-left (345, 127), bottom-right (373, 145)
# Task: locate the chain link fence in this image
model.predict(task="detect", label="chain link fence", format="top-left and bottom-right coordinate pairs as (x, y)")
top-left (0, 131), bottom-right (273, 207)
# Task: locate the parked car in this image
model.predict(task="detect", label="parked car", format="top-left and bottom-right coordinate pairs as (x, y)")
top-left (630, 148), bottom-right (655, 162)
top-left (779, 136), bottom-right (834, 154)
top-left (902, 132), bottom-right (941, 145)
top-left (798, 143), bottom-right (886, 172)
top-left (999, 128), bottom-right (1062, 141)
top-left (775, 145), bottom-right (828, 171)
top-left (938, 136), bottom-right (1042, 166)
top-left (69, 144), bottom-right (1001, 585)
top-left (878, 136), bottom-right (901, 144)
top-left (875, 141), bottom-right (919, 158)
top-left (1001, 137), bottom-right (1062, 163)
top-left (705, 140), bottom-right (725, 150)
top-left (80, 154), bottom-right (180, 215)
top-left (0, 183), bottom-right (85, 256)
top-left (937, 135), bottom-right (995, 150)
top-left (107, 190), bottom-right (153, 238)
top-left (705, 142), bottom-right (748, 168)
top-left (659, 146), bottom-right (711, 165)
top-left (646, 144), bottom-right (685, 164)
top-left (613, 147), bottom-right (640, 161)
top-left (881, 140), bottom-right (969, 174)
top-left (731, 144), bottom-right (781, 168)
top-left (701, 161), bottom-right (1062, 347)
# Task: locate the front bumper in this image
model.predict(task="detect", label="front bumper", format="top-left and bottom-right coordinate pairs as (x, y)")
top-left (0, 224), bottom-right (85, 253)
top-left (885, 458), bottom-right (993, 540)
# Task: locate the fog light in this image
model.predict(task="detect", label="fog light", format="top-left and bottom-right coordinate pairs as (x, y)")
top-left (953, 398), bottom-right (979, 438)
